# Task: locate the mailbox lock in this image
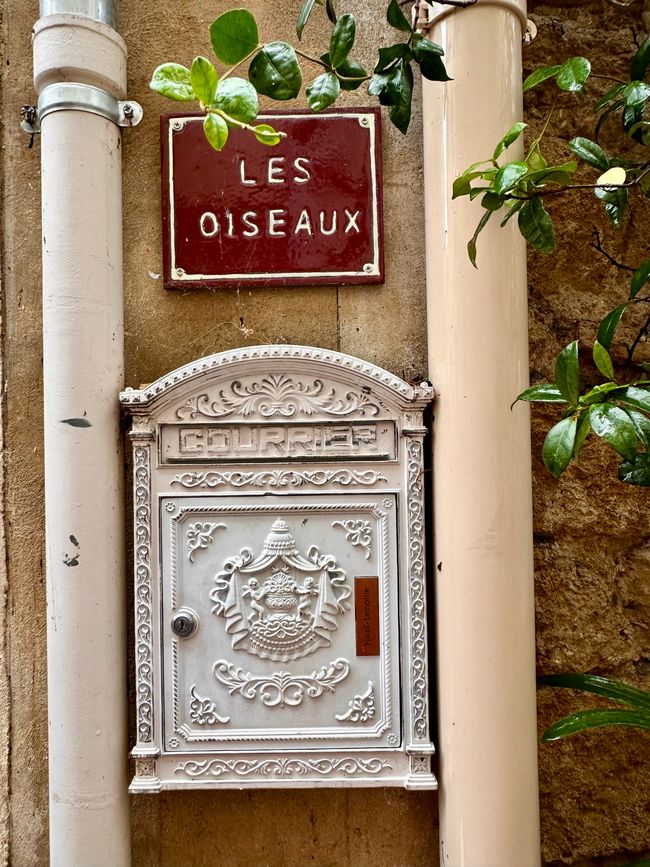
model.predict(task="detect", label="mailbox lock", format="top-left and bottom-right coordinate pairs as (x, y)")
top-left (171, 608), bottom-right (198, 638)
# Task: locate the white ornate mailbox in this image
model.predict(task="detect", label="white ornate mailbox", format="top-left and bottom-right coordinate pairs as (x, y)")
top-left (120, 346), bottom-right (436, 792)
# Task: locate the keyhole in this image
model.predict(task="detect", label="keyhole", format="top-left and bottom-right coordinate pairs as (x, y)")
top-left (171, 609), bottom-right (198, 638)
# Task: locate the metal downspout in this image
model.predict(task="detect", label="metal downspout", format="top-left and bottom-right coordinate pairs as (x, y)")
top-left (33, 1), bottom-right (133, 863)
top-left (421, 1), bottom-right (542, 864)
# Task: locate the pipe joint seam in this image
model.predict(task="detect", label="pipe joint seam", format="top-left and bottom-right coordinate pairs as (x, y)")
top-left (28, 82), bottom-right (142, 132)
top-left (419, 0), bottom-right (528, 36)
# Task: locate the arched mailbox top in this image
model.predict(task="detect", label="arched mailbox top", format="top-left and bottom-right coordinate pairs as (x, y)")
top-left (120, 344), bottom-right (435, 423)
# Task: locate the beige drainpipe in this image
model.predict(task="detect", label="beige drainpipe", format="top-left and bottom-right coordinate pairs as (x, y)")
top-left (32, 1), bottom-right (139, 863)
top-left (420, 1), bottom-right (541, 864)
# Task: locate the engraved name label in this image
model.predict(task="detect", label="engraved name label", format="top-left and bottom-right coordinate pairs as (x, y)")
top-left (355, 577), bottom-right (380, 657)
top-left (160, 422), bottom-right (396, 463)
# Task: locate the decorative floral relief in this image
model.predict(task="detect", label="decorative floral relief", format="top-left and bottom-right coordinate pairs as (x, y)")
top-left (174, 757), bottom-right (391, 779)
top-left (335, 681), bottom-right (375, 723)
top-left (135, 759), bottom-right (157, 778)
top-left (189, 684), bottom-right (230, 725)
top-left (171, 469), bottom-right (387, 490)
top-left (133, 446), bottom-right (154, 744)
top-left (210, 518), bottom-right (351, 662)
top-left (213, 658), bottom-right (350, 708)
top-left (175, 374), bottom-right (381, 420)
top-left (406, 438), bottom-right (428, 741)
top-left (332, 519), bottom-right (372, 560)
top-left (409, 755), bottom-right (431, 775)
top-left (187, 521), bottom-right (226, 562)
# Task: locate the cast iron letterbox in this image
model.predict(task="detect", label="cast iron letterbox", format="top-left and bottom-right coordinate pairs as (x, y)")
top-left (121, 345), bottom-right (436, 791)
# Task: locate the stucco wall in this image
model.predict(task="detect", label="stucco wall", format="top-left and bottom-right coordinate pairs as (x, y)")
top-left (0, 0), bottom-right (649, 865)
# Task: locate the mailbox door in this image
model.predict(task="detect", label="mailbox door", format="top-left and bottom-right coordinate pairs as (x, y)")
top-left (160, 493), bottom-right (401, 753)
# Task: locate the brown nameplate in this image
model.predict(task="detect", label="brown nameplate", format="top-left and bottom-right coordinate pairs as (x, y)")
top-left (355, 577), bottom-right (380, 656)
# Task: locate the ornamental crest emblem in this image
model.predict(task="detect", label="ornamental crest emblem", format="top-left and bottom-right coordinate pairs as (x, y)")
top-left (210, 518), bottom-right (351, 662)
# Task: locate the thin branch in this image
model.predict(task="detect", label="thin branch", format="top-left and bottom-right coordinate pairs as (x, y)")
top-left (625, 312), bottom-right (650, 375)
top-left (590, 229), bottom-right (636, 272)
top-left (219, 47), bottom-right (260, 82)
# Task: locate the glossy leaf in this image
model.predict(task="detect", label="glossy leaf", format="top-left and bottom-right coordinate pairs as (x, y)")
top-left (542, 417), bottom-right (577, 477)
top-left (374, 43), bottom-right (411, 73)
top-left (631, 35), bottom-right (650, 82)
top-left (567, 136), bottom-right (609, 171)
top-left (253, 122), bottom-right (283, 146)
top-left (539, 672), bottom-right (650, 709)
top-left (500, 199), bottom-right (524, 226)
top-left (582, 382), bottom-right (622, 405)
top-left (467, 209), bottom-right (493, 268)
top-left (592, 340), bottom-right (615, 380)
top-left (150, 63), bottom-right (194, 101)
top-left (518, 197), bottom-right (556, 253)
top-left (329, 13), bottom-right (355, 68)
top-left (542, 708), bottom-right (650, 742)
top-left (203, 113), bottom-right (229, 151)
top-left (492, 122), bottom-right (527, 161)
top-left (336, 59), bottom-right (368, 91)
top-left (210, 9), bottom-right (259, 65)
top-left (526, 142), bottom-right (547, 171)
top-left (493, 161), bottom-right (528, 195)
top-left (413, 38), bottom-right (450, 82)
top-left (622, 81), bottom-right (650, 107)
top-left (597, 303), bottom-right (627, 350)
top-left (626, 409), bottom-right (650, 449)
top-left (555, 56), bottom-right (591, 92)
top-left (619, 453), bottom-right (650, 485)
top-left (515, 384), bottom-right (568, 404)
top-left (595, 98), bottom-right (625, 141)
top-left (306, 71), bottom-right (340, 111)
top-left (594, 83), bottom-right (626, 111)
top-left (573, 412), bottom-right (592, 458)
top-left (589, 403), bottom-right (637, 459)
top-left (191, 56), bottom-right (218, 105)
top-left (386, 0), bottom-right (412, 32)
top-left (481, 192), bottom-right (503, 212)
top-left (213, 78), bottom-right (259, 124)
top-left (554, 340), bottom-right (580, 406)
top-left (617, 386), bottom-right (650, 413)
top-left (522, 64), bottom-right (561, 93)
top-left (249, 42), bottom-right (302, 100)
top-left (630, 259), bottom-right (650, 298)
top-left (325, 0), bottom-right (337, 24)
top-left (296, 0), bottom-right (316, 39)
top-left (387, 60), bottom-right (414, 133)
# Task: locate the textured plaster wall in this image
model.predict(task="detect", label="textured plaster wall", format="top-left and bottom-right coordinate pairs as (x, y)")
top-left (0, 0), bottom-right (648, 865)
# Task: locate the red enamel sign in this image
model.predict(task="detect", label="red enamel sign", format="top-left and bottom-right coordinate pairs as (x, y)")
top-left (161, 110), bottom-right (384, 289)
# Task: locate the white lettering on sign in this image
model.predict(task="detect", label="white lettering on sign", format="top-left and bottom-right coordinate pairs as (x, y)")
top-left (237, 156), bottom-right (313, 187)
top-left (160, 422), bottom-right (397, 462)
top-left (199, 208), bottom-right (361, 240)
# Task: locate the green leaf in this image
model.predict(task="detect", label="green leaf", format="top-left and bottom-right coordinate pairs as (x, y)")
top-left (617, 386), bottom-right (650, 413)
top-left (452, 170), bottom-right (485, 199)
top-left (296, 0), bottom-right (316, 39)
top-left (190, 56), bottom-right (218, 105)
top-left (554, 340), bottom-right (580, 406)
top-left (329, 13), bottom-right (355, 68)
top-left (253, 122), bottom-right (283, 146)
top-left (582, 382), bottom-right (622, 405)
top-left (306, 71), bottom-right (340, 111)
top-left (493, 161), bottom-right (528, 195)
top-left (626, 409), bottom-right (650, 449)
top-left (412, 37), bottom-right (450, 82)
top-left (213, 78), bottom-right (259, 124)
top-left (539, 672), bottom-right (650, 710)
top-left (555, 56), bottom-right (591, 92)
top-left (542, 417), bottom-right (577, 477)
top-left (573, 411), bottom-right (592, 458)
top-left (594, 82), bottom-right (626, 111)
top-left (388, 60), bottom-right (414, 134)
top-left (249, 42), bottom-right (302, 100)
top-left (595, 98), bottom-right (625, 140)
top-left (619, 453), bottom-right (650, 485)
top-left (526, 142), bottom-right (547, 171)
top-left (492, 122), bottom-right (527, 161)
top-left (567, 136), bottom-right (609, 171)
top-left (386, 0), bottom-right (412, 32)
top-left (622, 81), bottom-right (650, 107)
top-left (325, 0), bottom-right (337, 24)
top-left (374, 43), bottom-right (411, 73)
top-left (518, 197), bottom-right (556, 253)
top-left (597, 303), bottom-right (627, 350)
top-left (514, 383), bottom-right (568, 404)
top-left (589, 403), bottom-right (638, 459)
top-left (630, 259), bottom-right (650, 298)
top-left (150, 63), bottom-right (194, 101)
top-left (481, 192), bottom-right (503, 212)
top-left (600, 188), bottom-right (628, 229)
top-left (500, 199), bottom-right (524, 226)
top-left (467, 209), bottom-right (493, 268)
top-left (631, 35), bottom-right (650, 82)
top-left (336, 58), bottom-right (368, 91)
top-left (592, 340), bottom-right (615, 380)
top-left (542, 708), bottom-right (650, 742)
top-left (522, 64), bottom-right (561, 93)
top-left (203, 113), bottom-right (229, 151)
top-left (210, 9), bottom-right (259, 66)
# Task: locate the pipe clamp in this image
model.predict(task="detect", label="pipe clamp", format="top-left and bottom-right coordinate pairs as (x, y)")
top-left (21, 82), bottom-right (143, 135)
